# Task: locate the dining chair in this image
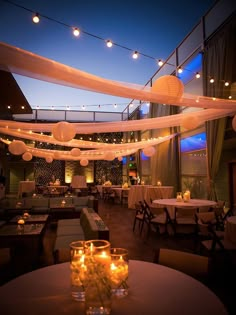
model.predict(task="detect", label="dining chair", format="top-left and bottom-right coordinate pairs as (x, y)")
top-left (174, 206), bottom-right (198, 235)
top-left (153, 248), bottom-right (211, 282)
top-left (132, 202), bottom-right (146, 235)
top-left (143, 200), bottom-right (170, 237)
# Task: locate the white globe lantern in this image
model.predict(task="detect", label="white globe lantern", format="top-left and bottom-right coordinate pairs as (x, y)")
top-left (151, 75), bottom-right (184, 99)
top-left (71, 148), bottom-right (81, 157)
top-left (52, 121), bottom-right (76, 142)
top-left (22, 151), bottom-right (33, 161)
top-left (142, 146), bottom-right (156, 157)
top-left (45, 156), bottom-right (53, 163)
top-left (80, 158), bottom-right (89, 166)
top-left (8, 140), bottom-right (27, 155)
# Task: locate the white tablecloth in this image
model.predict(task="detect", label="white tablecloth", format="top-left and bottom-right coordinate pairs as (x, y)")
top-left (128, 185), bottom-right (174, 209)
top-left (153, 198), bottom-right (217, 219)
top-left (18, 181), bottom-right (35, 198)
top-left (0, 260), bottom-right (227, 315)
top-left (113, 187), bottom-right (130, 203)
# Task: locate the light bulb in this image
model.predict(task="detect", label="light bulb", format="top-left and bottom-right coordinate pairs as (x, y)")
top-left (132, 51), bottom-right (138, 59)
top-left (158, 59), bottom-right (164, 66)
top-left (106, 40), bottom-right (113, 48)
top-left (32, 13), bottom-right (40, 24)
top-left (195, 72), bottom-right (200, 79)
top-left (73, 28), bottom-right (80, 37)
top-left (177, 67), bottom-right (183, 74)
top-left (210, 78), bottom-right (214, 83)
top-left (224, 81), bottom-right (229, 86)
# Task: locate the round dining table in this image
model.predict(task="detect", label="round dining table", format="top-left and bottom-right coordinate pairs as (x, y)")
top-left (0, 260), bottom-right (227, 315)
top-left (153, 198), bottom-right (217, 219)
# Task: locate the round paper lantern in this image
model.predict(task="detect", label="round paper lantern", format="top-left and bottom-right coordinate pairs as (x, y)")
top-left (104, 151), bottom-right (115, 161)
top-left (232, 115), bottom-right (236, 132)
top-left (118, 156), bottom-right (123, 162)
top-left (71, 148), bottom-right (81, 157)
top-left (8, 140), bottom-right (27, 155)
top-left (45, 156), bottom-right (53, 163)
top-left (52, 121), bottom-right (76, 142)
top-left (22, 151), bottom-right (32, 161)
top-left (182, 115), bottom-right (200, 130)
top-left (80, 158), bottom-right (89, 166)
top-left (151, 75), bottom-right (184, 99)
top-left (142, 146), bottom-right (156, 157)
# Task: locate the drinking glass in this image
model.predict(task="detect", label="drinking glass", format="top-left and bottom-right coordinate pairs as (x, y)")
top-left (84, 240), bottom-right (112, 315)
top-left (70, 240), bottom-right (86, 301)
top-left (110, 248), bottom-right (129, 298)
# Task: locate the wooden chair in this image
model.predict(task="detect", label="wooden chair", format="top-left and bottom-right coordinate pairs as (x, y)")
top-left (132, 202), bottom-right (145, 235)
top-left (153, 248), bottom-right (211, 282)
top-left (143, 200), bottom-right (170, 237)
top-left (173, 206), bottom-right (198, 235)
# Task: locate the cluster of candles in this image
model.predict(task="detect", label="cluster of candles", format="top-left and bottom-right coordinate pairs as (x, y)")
top-left (176, 190), bottom-right (191, 202)
top-left (70, 240), bottom-right (128, 314)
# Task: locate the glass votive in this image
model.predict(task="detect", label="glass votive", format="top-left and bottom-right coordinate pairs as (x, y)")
top-left (84, 240), bottom-right (112, 315)
top-left (176, 192), bottom-right (183, 202)
top-left (17, 218), bottom-right (25, 233)
top-left (110, 248), bottom-right (129, 298)
top-left (70, 240), bottom-right (86, 302)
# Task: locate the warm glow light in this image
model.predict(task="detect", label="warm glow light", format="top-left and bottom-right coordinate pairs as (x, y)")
top-left (210, 78), bottom-right (214, 83)
top-left (106, 40), bottom-right (113, 48)
top-left (195, 72), bottom-right (200, 79)
top-left (158, 59), bottom-right (164, 66)
top-left (132, 51), bottom-right (138, 59)
top-left (73, 27), bottom-right (80, 37)
top-left (225, 81), bottom-right (230, 86)
top-left (32, 13), bottom-right (40, 24)
top-left (177, 67), bottom-right (183, 74)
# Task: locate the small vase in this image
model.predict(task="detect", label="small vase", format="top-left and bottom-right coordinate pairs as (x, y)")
top-left (70, 241), bottom-right (86, 302)
top-left (84, 240), bottom-right (112, 315)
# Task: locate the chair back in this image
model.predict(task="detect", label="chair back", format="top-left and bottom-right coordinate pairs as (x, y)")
top-left (153, 248), bottom-right (210, 281)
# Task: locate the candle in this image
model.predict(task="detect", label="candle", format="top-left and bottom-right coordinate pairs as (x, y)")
top-left (176, 192), bottom-right (182, 202)
top-left (157, 181), bottom-right (162, 186)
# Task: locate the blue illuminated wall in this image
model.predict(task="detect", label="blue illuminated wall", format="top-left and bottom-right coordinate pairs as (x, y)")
top-left (180, 132), bottom-right (206, 153)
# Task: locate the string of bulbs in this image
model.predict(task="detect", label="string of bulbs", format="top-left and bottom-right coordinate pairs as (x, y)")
top-left (2, 0), bottom-right (197, 74)
top-left (1, 0), bottom-right (233, 107)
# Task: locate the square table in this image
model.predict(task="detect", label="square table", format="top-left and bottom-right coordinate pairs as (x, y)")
top-left (8, 214), bottom-right (49, 224)
top-left (0, 223), bottom-right (46, 264)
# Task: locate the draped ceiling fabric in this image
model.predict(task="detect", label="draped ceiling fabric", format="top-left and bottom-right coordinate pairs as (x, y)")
top-left (0, 41), bottom-right (235, 161)
top-left (204, 15), bottom-right (236, 201)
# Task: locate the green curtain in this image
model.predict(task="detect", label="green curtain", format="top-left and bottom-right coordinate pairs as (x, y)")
top-left (203, 16), bottom-right (236, 200)
top-left (150, 103), bottom-right (180, 191)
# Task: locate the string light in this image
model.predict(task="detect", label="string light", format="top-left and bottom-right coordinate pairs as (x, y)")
top-left (32, 12), bottom-right (40, 24)
top-left (209, 78), bottom-right (214, 84)
top-left (132, 51), bottom-right (139, 59)
top-left (106, 40), bottom-right (113, 48)
top-left (73, 27), bottom-right (80, 37)
top-left (195, 72), bottom-right (201, 79)
top-left (2, 0), bottom-right (233, 100)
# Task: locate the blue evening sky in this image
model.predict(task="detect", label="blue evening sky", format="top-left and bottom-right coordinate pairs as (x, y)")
top-left (0, 0), bottom-right (215, 112)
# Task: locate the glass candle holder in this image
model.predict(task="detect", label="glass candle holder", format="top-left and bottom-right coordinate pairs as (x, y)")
top-left (110, 248), bottom-right (129, 298)
top-left (84, 240), bottom-right (112, 315)
top-left (176, 192), bottom-right (183, 202)
top-left (70, 240), bottom-right (86, 302)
